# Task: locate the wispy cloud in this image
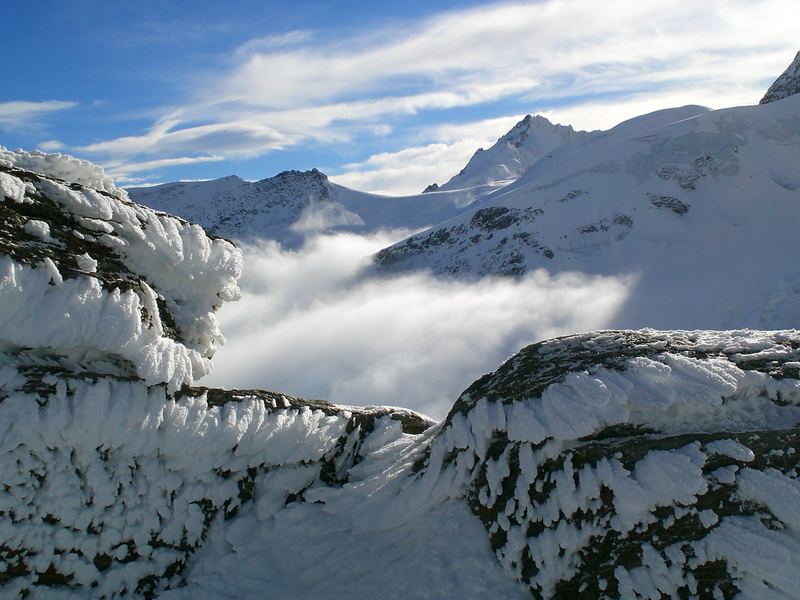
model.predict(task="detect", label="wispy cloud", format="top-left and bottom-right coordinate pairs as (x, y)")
top-left (76, 0), bottom-right (797, 186)
top-left (0, 100), bottom-right (76, 131)
top-left (104, 154), bottom-right (226, 182)
top-left (37, 140), bottom-right (66, 152)
top-left (234, 30), bottom-right (314, 57)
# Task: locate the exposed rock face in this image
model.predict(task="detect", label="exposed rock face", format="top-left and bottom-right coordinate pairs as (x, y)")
top-left (760, 50), bottom-right (800, 104)
top-left (3, 149), bottom-right (800, 599)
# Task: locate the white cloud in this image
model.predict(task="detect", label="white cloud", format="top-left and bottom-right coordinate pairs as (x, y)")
top-left (331, 141), bottom-right (481, 195)
top-left (204, 231), bottom-right (632, 418)
top-left (74, 0), bottom-right (798, 184)
top-left (80, 117), bottom-right (289, 158)
top-left (104, 154), bottom-right (225, 177)
top-left (0, 100), bottom-right (76, 131)
top-left (37, 140), bottom-right (66, 151)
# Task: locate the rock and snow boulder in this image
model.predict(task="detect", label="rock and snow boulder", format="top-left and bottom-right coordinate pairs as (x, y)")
top-left (3, 149), bottom-right (800, 599)
top-left (416, 330), bottom-right (800, 598)
top-left (0, 148), bottom-right (243, 392)
top-left (760, 50), bottom-right (800, 104)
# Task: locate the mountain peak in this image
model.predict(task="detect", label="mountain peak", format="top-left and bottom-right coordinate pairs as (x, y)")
top-left (266, 167), bottom-right (328, 184)
top-left (438, 113), bottom-right (581, 191)
top-left (499, 114), bottom-right (568, 149)
top-left (760, 50), bottom-right (800, 104)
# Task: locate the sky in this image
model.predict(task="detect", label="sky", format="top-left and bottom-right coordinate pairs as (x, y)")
top-left (0, 0), bottom-right (797, 195)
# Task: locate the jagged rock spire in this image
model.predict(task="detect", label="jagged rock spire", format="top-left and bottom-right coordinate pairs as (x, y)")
top-left (760, 50), bottom-right (800, 104)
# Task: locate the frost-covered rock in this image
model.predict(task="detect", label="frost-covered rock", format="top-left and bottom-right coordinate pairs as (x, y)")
top-left (760, 50), bottom-right (800, 104)
top-left (412, 329), bottom-right (800, 599)
top-left (0, 147), bottom-right (243, 391)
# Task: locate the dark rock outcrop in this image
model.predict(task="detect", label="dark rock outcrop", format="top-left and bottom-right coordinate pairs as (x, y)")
top-left (760, 50), bottom-right (800, 104)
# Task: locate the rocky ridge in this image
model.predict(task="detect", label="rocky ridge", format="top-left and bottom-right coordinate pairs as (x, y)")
top-left (128, 168), bottom-right (479, 247)
top-left (760, 50), bottom-right (800, 104)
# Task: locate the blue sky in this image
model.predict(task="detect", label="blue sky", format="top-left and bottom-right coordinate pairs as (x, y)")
top-left (0, 0), bottom-right (796, 194)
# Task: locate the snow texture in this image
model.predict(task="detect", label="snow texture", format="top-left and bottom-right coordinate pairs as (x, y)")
top-left (0, 149), bottom-right (243, 391)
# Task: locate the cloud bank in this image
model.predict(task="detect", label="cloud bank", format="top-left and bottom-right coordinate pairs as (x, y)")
top-left (204, 231), bottom-right (632, 418)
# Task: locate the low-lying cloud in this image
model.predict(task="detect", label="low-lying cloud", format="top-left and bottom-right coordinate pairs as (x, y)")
top-left (204, 231), bottom-right (632, 419)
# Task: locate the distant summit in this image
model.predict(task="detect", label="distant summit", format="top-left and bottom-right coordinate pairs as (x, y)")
top-left (128, 167), bottom-right (481, 246)
top-left (438, 114), bottom-right (582, 192)
top-left (760, 50), bottom-right (800, 104)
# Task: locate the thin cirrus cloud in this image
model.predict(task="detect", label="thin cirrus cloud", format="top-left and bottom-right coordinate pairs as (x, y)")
top-left (103, 155), bottom-right (226, 184)
top-left (0, 100), bottom-right (76, 131)
top-left (75, 0), bottom-right (796, 190)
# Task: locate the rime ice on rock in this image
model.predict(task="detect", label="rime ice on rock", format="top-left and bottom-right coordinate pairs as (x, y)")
top-left (0, 147), bottom-right (244, 392)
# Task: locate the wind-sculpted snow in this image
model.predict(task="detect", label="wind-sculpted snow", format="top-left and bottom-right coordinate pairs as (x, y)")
top-left (4, 150), bottom-right (800, 599)
top-left (412, 330), bottom-right (800, 598)
top-left (0, 148), bottom-right (242, 390)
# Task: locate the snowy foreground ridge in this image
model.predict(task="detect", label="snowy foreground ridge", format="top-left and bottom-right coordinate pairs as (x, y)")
top-left (3, 151), bottom-right (800, 599)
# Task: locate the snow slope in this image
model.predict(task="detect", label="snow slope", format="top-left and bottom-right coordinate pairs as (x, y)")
top-left (4, 150), bottom-right (800, 599)
top-left (128, 169), bottom-right (482, 247)
top-left (435, 114), bottom-right (584, 193)
top-left (374, 98), bottom-right (800, 330)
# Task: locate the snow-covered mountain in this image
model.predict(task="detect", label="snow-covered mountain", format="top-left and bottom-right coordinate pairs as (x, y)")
top-left (432, 114), bottom-right (584, 193)
top-left (128, 168), bottom-right (480, 246)
top-left (374, 92), bottom-right (800, 330)
top-left (4, 149), bottom-right (800, 599)
top-left (760, 50), bottom-right (800, 104)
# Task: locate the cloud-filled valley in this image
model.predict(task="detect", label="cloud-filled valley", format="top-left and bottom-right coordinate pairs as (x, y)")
top-left (204, 231), bottom-right (632, 417)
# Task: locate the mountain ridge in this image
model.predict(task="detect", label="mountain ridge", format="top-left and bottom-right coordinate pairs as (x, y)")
top-left (128, 167), bottom-right (484, 247)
